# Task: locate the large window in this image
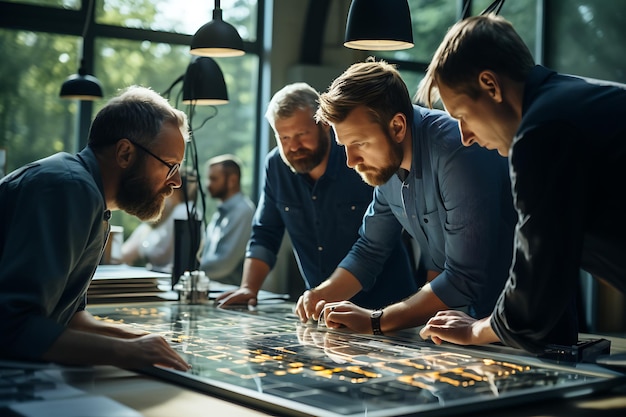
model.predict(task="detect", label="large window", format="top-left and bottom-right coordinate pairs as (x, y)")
top-left (546, 0), bottom-right (626, 82)
top-left (0, 0), bottom-right (263, 234)
top-left (373, 0), bottom-right (540, 101)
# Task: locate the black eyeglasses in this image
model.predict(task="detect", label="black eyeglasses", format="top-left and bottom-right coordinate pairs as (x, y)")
top-left (129, 140), bottom-right (180, 181)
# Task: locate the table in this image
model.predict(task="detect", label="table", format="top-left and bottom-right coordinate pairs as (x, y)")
top-left (3, 301), bottom-right (626, 417)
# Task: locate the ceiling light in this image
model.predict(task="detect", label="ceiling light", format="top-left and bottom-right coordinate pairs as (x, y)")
top-left (344, 0), bottom-right (414, 51)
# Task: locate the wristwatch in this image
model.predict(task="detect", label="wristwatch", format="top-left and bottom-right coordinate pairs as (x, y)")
top-left (370, 309), bottom-right (384, 335)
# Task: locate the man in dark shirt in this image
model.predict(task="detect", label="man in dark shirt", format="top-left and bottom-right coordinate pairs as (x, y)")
top-left (0, 86), bottom-right (190, 370)
top-left (217, 82), bottom-right (417, 309)
top-left (417, 14), bottom-right (626, 353)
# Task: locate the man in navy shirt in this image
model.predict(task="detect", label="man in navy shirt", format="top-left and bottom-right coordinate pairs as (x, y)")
top-left (300, 59), bottom-right (516, 336)
top-left (417, 14), bottom-right (626, 353)
top-left (0, 86), bottom-right (189, 370)
top-left (217, 82), bottom-right (417, 309)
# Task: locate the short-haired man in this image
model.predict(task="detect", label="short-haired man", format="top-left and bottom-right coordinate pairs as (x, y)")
top-left (217, 82), bottom-right (418, 309)
top-left (199, 154), bottom-right (256, 285)
top-left (307, 59), bottom-right (516, 336)
top-left (417, 14), bottom-right (626, 354)
top-left (0, 86), bottom-right (190, 370)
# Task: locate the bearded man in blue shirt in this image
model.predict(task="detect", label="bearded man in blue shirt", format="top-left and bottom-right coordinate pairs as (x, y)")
top-left (217, 82), bottom-right (418, 309)
top-left (0, 86), bottom-right (189, 371)
top-left (299, 59), bottom-right (518, 337)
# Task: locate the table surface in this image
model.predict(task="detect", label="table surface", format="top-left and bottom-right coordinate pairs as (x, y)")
top-left (4, 300), bottom-right (626, 417)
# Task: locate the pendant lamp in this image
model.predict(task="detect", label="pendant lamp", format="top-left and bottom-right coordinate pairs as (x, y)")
top-left (182, 57), bottom-right (229, 106)
top-left (190, 0), bottom-right (245, 57)
top-left (344, 0), bottom-right (414, 51)
top-left (59, 0), bottom-right (103, 100)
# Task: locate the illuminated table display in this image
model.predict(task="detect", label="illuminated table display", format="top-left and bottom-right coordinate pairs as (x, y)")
top-left (90, 303), bottom-right (624, 417)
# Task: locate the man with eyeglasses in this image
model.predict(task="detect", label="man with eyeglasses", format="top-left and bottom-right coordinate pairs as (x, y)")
top-left (0, 85), bottom-right (190, 371)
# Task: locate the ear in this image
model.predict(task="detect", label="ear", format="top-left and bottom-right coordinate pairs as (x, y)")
top-left (115, 138), bottom-right (135, 169)
top-left (389, 113), bottom-right (407, 143)
top-left (478, 70), bottom-right (503, 103)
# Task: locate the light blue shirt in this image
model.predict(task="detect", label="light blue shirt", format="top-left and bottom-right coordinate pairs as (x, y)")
top-left (339, 105), bottom-right (516, 318)
top-left (199, 192), bottom-right (256, 285)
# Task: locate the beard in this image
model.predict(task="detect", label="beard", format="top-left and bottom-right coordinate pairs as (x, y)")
top-left (116, 158), bottom-right (172, 222)
top-left (280, 124), bottom-right (330, 174)
top-left (355, 132), bottom-right (404, 186)
top-left (208, 181), bottom-right (229, 200)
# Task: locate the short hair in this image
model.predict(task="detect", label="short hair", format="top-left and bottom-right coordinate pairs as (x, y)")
top-left (415, 14), bottom-right (535, 108)
top-left (206, 154), bottom-right (242, 180)
top-left (316, 58), bottom-right (413, 130)
top-left (88, 85), bottom-right (189, 150)
top-left (264, 82), bottom-right (320, 131)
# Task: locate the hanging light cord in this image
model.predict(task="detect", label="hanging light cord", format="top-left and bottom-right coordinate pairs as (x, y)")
top-left (480, 0), bottom-right (506, 16)
top-left (82, 0), bottom-right (95, 40)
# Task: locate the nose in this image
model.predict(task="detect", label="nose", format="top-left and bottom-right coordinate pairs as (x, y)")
top-left (458, 120), bottom-right (475, 147)
top-left (169, 171), bottom-right (183, 189)
top-left (344, 147), bottom-right (360, 169)
top-left (287, 137), bottom-right (302, 152)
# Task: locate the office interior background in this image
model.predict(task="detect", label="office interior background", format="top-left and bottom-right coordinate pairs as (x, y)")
top-left (1, 0), bottom-right (625, 332)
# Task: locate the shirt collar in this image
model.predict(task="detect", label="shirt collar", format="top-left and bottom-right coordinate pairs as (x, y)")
top-left (78, 146), bottom-right (108, 216)
top-left (408, 104), bottom-right (423, 180)
top-left (218, 191), bottom-right (245, 212)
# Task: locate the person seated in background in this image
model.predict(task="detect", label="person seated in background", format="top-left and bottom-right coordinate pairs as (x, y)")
top-left (415, 14), bottom-right (626, 354)
top-left (301, 59), bottom-right (516, 336)
top-left (198, 154), bottom-right (256, 285)
top-left (121, 167), bottom-right (198, 273)
top-left (0, 85), bottom-right (189, 370)
top-left (216, 82), bottom-right (418, 310)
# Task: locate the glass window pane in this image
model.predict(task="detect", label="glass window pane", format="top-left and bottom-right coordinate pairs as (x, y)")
top-left (398, 69), bottom-right (424, 100)
top-left (0, 29), bottom-right (81, 172)
top-left (376, 0), bottom-right (458, 63)
top-left (97, 0), bottom-right (257, 40)
top-left (4, 0), bottom-right (80, 9)
top-left (473, 0), bottom-right (538, 60)
top-left (547, 0), bottom-right (626, 82)
top-left (94, 37), bottom-right (259, 228)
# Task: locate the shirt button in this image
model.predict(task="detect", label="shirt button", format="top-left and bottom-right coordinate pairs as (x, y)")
top-left (423, 218), bottom-right (429, 223)
top-left (284, 206), bottom-right (290, 212)
top-left (318, 246), bottom-right (323, 251)
top-left (350, 205), bottom-right (356, 210)
top-left (312, 195), bottom-right (317, 200)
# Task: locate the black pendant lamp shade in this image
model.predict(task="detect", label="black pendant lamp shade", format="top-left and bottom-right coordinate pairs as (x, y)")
top-left (182, 56), bottom-right (229, 106)
top-left (190, 0), bottom-right (245, 57)
top-left (344, 0), bottom-right (414, 51)
top-left (59, 60), bottom-right (103, 101)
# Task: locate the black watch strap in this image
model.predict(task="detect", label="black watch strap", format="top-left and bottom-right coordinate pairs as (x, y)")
top-left (371, 309), bottom-right (384, 335)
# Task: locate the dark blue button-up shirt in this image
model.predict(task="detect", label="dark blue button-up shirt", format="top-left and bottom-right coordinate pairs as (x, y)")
top-left (246, 139), bottom-right (417, 309)
top-left (0, 147), bottom-right (108, 360)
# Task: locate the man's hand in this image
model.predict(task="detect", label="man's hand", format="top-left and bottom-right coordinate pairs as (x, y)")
top-left (116, 333), bottom-right (191, 371)
top-left (294, 269), bottom-right (363, 322)
top-left (419, 311), bottom-right (499, 346)
top-left (295, 289), bottom-right (327, 322)
top-left (42, 328), bottom-right (191, 371)
top-left (322, 301), bottom-right (373, 334)
top-left (215, 287), bottom-right (258, 308)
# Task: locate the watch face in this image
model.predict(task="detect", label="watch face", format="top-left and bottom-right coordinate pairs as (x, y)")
top-left (371, 310), bottom-right (383, 318)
